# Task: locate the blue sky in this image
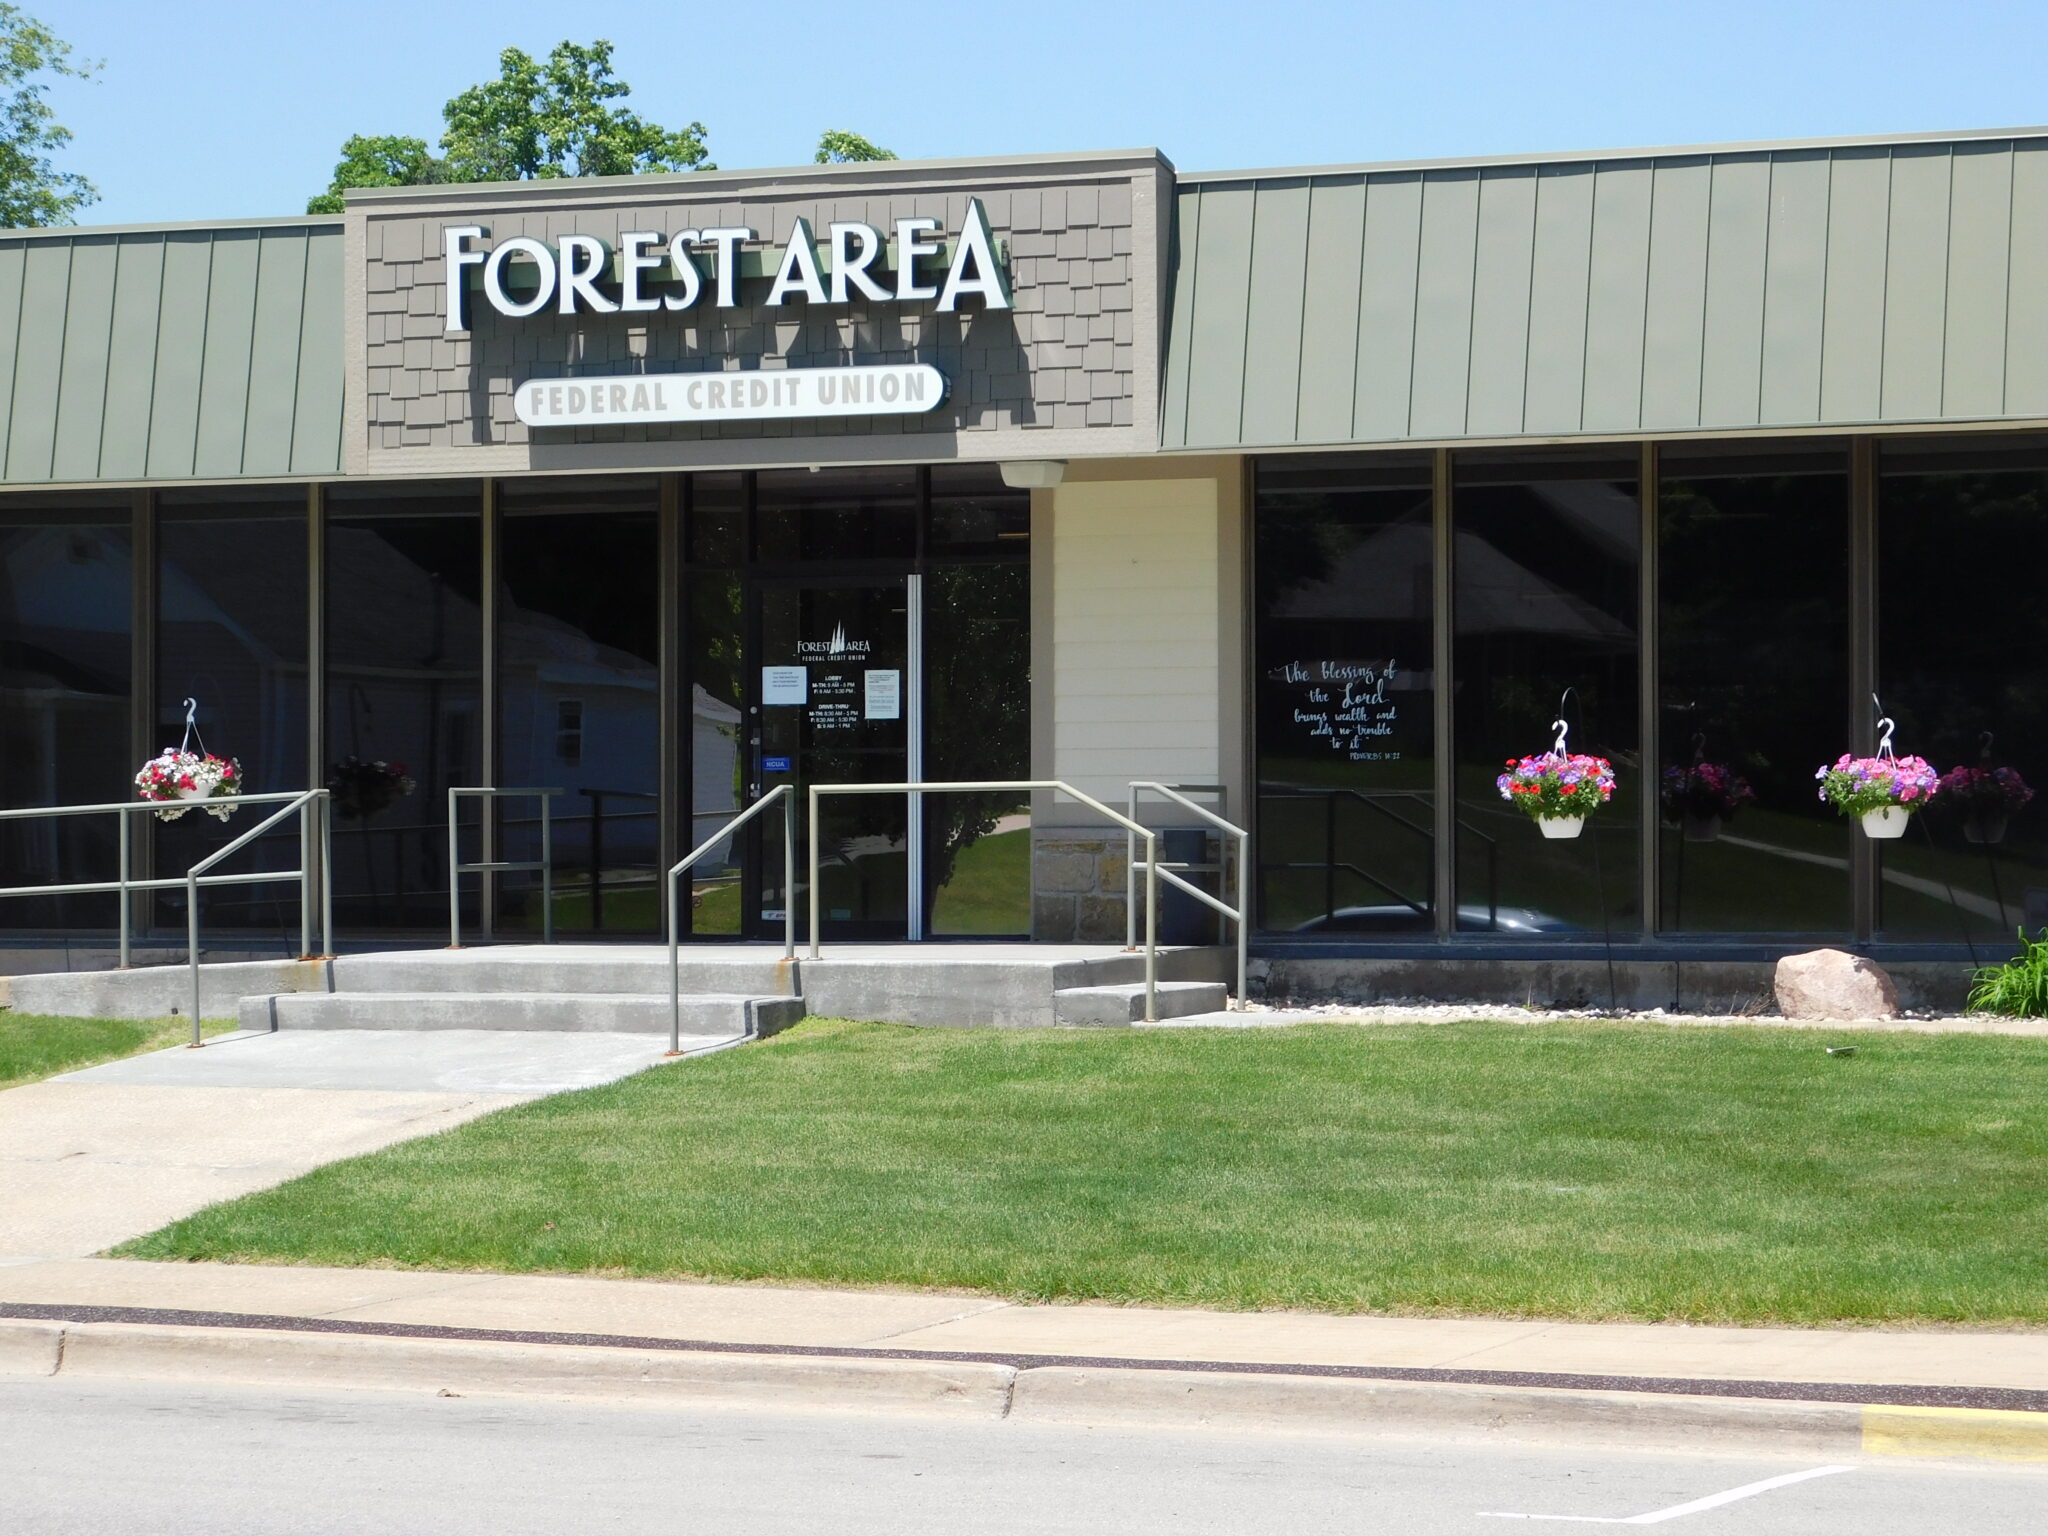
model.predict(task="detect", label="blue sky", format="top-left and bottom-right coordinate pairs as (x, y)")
top-left (36, 0), bottom-right (2048, 226)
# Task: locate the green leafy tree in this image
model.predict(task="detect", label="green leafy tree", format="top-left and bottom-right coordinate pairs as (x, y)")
top-left (307, 39), bottom-right (710, 213)
top-left (815, 130), bottom-right (895, 164)
top-left (305, 135), bottom-right (443, 215)
top-left (0, 3), bottom-right (96, 227)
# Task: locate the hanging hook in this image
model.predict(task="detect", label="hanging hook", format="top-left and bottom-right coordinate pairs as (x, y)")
top-left (1979, 730), bottom-right (1996, 763)
top-left (1872, 693), bottom-right (1895, 760)
top-left (1552, 687), bottom-right (1578, 757)
top-left (1690, 731), bottom-right (1708, 766)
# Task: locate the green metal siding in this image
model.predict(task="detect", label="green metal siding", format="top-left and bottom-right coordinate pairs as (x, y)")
top-left (1163, 136), bottom-right (2048, 449)
top-left (0, 223), bottom-right (341, 483)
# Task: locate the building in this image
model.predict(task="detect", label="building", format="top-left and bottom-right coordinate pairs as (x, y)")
top-left (4, 128), bottom-right (2046, 1002)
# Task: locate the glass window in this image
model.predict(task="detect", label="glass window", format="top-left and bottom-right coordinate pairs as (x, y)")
top-left (497, 476), bottom-right (660, 936)
top-left (0, 493), bottom-right (134, 929)
top-left (928, 463), bottom-right (1030, 554)
top-left (923, 562), bottom-right (1031, 936)
top-left (1453, 450), bottom-right (1640, 937)
top-left (1254, 454), bottom-right (1436, 935)
top-left (755, 466), bottom-right (917, 563)
top-left (1876, 437), bottom-right (2048, 942)
top-left (688, 471), bottom-right (744, 565)
top-left (155, 487), bottom-right (309, 934)
top-left (324, 481), bottom-right (482, 931)
top-left (686, 567), bottom-right (745, 935)
top-left (1657, 442), bottom-right (1849, 935)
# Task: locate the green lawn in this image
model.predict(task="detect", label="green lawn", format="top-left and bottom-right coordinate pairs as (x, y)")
top-left (116, 1020), bottom-right (2048, 1325)
top-left (0, 1011), bottom-right (234, 1090)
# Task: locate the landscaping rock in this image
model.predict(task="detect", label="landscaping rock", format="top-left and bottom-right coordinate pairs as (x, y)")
top-left (1774, 949), bottom-right (1901, 1020)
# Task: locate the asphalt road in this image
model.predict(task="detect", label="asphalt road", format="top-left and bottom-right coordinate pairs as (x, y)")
top-left (1, 1377), bottom-right (2040, 1534)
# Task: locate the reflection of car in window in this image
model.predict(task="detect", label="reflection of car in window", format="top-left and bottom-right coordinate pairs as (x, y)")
top-left (1292, 904), bottom-right (1582, 935)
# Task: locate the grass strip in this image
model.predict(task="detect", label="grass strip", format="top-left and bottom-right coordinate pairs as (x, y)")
top-left (117, 1018), bottom-right (2048, 1326)
top-left (0, 1011), bottom-right (236, 1090)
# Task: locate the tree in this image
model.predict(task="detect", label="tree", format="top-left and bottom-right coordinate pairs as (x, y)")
top-left (0, 4), bottom-right (96, 227)
top-left (307, 39), bottom-right (710, 213)
top-left (305, 136), bottom-right (443, 215)
top-left (815, 130), bottom-right (895, 165)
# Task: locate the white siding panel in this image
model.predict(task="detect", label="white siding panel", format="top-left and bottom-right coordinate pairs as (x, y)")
top-left (1051, 477), bottom-right (1224, 804)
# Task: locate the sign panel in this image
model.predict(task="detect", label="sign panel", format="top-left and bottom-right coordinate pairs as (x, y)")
top-left (761, 666), bottom-right (807, 705)
top-left (865, 670), bottom-right (902, 721)
top-left (515, 365), bottom-right (946, 427)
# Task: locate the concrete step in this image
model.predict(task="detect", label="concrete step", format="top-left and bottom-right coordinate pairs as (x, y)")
top-left (1051, 980), bottom-right (1231, 1026)
top-left (243, 990), bottom-right (807, 1038)
top-left (329, 946), bottom-right (799, 998)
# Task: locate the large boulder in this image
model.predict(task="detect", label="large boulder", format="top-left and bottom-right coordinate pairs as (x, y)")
top-left (1774, 949), bottom-right (1901, 1020)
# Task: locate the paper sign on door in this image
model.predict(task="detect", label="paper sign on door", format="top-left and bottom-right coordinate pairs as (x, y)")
top-left (761, 666), bottom-right (807, 705)
top-left (865, 670), bottom-right (901, 720)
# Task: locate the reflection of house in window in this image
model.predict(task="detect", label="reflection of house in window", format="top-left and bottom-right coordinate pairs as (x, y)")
top-left (554, 699), bottom-right (583, 766)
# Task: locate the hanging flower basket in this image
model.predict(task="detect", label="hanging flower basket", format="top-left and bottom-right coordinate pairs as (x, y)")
top-left (135, 749), bottom-right (242, 822)
top-left (325, 757), bottom-right (417, 821)
top-left (1815, 753), bottom-right (1938, 839)
top-left (1937, 764), bottom-right (2032, 846)
top-left (1660, 762), bottom-right (1755, 844)
top-left (1497, 752), bottom-right (1616, 839)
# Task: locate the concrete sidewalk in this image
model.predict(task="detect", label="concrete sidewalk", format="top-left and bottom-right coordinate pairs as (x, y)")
top-left (0, 1030), bottom-right (708, 1261)
top-left (2, 1256), bottom-right (2044, 1398)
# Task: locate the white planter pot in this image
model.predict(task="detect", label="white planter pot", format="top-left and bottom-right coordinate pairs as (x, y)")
top-left (1860, 806), bottom-right (1910, 839)
top-left (1537, 815), bottom-right (1585, 839)
top-left (172, 783), bottom-right (213, 802)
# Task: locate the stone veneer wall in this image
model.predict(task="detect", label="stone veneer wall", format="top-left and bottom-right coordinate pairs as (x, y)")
top-left (1031, 831), bottom-right (1130, 943)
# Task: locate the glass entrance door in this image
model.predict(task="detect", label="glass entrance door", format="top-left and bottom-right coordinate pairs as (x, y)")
top-left (748, 577), bottom-right (910, 939)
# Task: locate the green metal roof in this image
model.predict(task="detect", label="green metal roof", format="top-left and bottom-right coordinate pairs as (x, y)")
top-left (0, 219), bottom-right (342, 484)
top-left (1163, 134), bottom-right (2048, 451)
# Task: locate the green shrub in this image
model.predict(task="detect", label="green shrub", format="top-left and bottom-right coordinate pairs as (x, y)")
top-left (1967, 929), bottom-right (2048, 1016)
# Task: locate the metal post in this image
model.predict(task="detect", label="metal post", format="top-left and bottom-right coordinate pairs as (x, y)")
top-left (1849, 436), bottom-right (1878, 943)
top-left (667, 858), bottom-right (682, 1056)
top-left (117, 810), bottom-right (131, 969)
top-left (1235, 827), bottom-right (1250, 1011)
top-left (187, 868), bottom-right (202, 1047)
top-left (1430, 447), bottom-right (1456, 937)
top-left (299, 798), bottom-right (313, 961)
top-left (1124, 785), bottom-right (1138, 951)
top-left (1638, 441), bottom-right (1660, 939)
top-left (1142, 830), bottom-right (1158, 1022)
top-left (906, 572), bottom-right (924, 941)
top-left (540, 791), bottom-right (554, 945)
top-left (782, 795), bottom-right (796, 961)
top-left (321, 793), bottom-right (334, 957)
top-left (807, 785), bottom-right (822, 960)
top-left (447, 787), bottom-right (462, 947)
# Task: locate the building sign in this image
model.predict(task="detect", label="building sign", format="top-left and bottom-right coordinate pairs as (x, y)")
top-left (445, 199), bottom-right (1011, 333)
top-left (1272, 659), bottom-right (1408, 762)
top-left (513, 365), bottom-right (945, 427)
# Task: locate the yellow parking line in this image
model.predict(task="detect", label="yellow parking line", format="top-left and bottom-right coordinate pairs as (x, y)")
top-left (1863, 1405), bottom-right (2048, 1462)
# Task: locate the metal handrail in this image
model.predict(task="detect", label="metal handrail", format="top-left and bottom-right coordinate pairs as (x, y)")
top-left (1259, 785), bottom-right (1500, 932)
top-left (447, 787), bottom-right (562, 947)
top-left (807, 780), bottom-right (1165, 1021)
top-left (0, 791), bottom-right (332, 1005)
top-left (1125, 782), bottom-right (1249, 1013)
top-left (667, 785), bottom-right (794, 1054)
top-left (181, 789), bottom-right (333, 1043)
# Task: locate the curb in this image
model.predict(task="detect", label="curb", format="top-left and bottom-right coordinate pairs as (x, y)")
top-left (3, 1317), bottom-right (2044, 1463)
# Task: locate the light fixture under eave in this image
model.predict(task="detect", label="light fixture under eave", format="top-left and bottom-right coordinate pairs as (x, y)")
top-left (999, 460), bottom-right (1067, 490)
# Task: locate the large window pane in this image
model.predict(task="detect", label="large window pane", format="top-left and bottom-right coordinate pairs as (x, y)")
top-left (755, 466), bottom-right (916, 563)
top-left (1254, 455), bottom-right (1435, 935)
top-left (1658, 443), bottom-right (1849, 935)
top-left (1453, 450), bottom-right (1640, 936)
top-left (686, 567), bottom-right (745, 935)
top-left (1876, 437), bottom-right (2048, 943)
top-left (498, 476), bottom-right (660, 936)
top-left (155, 488), bottom-right (309, 936)
top-left (924, 562), bottom-right (1031, 936)
top-left (325, 482), bottom-right (482, 931)
top-left (0, 494), bottom-right (132, 929)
